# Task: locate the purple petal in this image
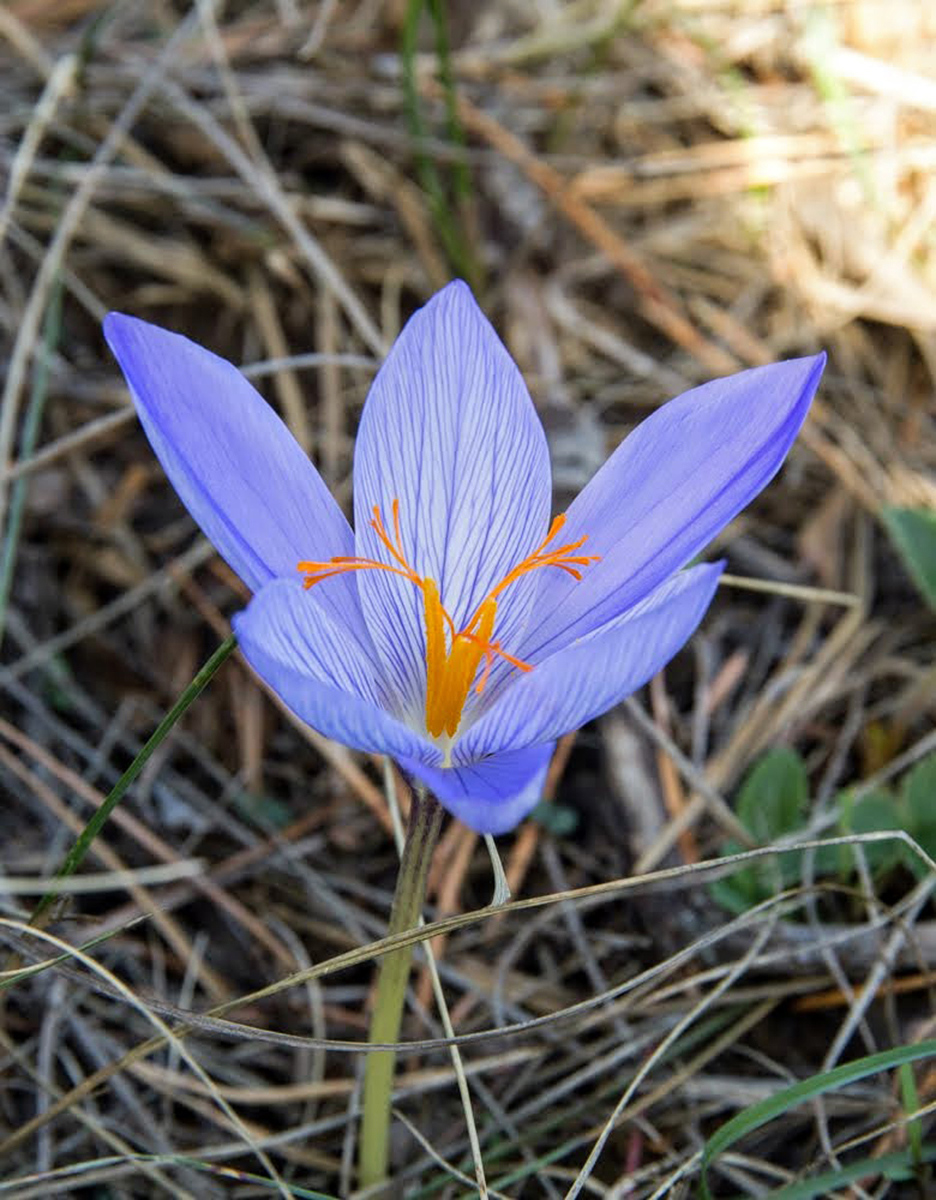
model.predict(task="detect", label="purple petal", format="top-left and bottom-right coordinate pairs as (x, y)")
top-left (351, 281), bottom-right (552, 717)
top-left (461, 563), bottom-right (723, 758)
top-left (233, 580), bottom-right (436, 762)
top-left (400, 743), bottom-right (554, 835)
top-left (104, 314), bottom-right (359, 627)
top-left (521, 354), bottom-right (825, 658)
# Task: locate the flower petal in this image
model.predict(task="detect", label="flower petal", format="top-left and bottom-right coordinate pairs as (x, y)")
top-left (233, 579), bottom-right (436, 762)
top-left (400, 743), bottom-right (554, 835)
top-left (522, 354), bottom-right (825, 658)
top-left (351, 281), bottom-right (552, 717)
top-left (104, 314), bottom-right (357, 618)
top-left (461, 563), bottom-right (723, 758)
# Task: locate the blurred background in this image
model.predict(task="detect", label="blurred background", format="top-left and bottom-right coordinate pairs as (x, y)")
top-left (1, 2), bottom-right (935, 1196)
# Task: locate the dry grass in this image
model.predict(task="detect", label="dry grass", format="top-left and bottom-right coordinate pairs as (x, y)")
top-left (0, 1), bottom-right (934, 1196)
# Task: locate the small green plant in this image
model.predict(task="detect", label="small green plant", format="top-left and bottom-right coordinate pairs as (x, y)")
top-left (881, 505), bottom-right (936, 610)
top-left (712, 747), bottom-right (936, 914)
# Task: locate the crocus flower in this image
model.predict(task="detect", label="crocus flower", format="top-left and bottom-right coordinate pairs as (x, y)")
top-left (104, 282), bottom-right (824, 834)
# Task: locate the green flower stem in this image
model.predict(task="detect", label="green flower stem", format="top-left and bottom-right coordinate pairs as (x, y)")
top-left (359, 787), bottom-right (444, 1187)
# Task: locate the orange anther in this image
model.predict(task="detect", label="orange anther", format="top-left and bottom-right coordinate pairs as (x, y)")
top-left (298, 502), bottom-right (598, 741)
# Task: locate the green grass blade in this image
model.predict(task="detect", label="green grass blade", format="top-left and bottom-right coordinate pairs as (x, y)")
top-left (899, 1060), bottom-right (924, 1162)
top-left (0, 274), bottom-right (63, 646)
top-left (427, 0), bottom-right (470, 201)
top-left (761, 1141), bottom-right (936, 1199)
top-left (0, 918), bottom-right (145, 992)
top-left (700, 1039), bottom-right (936, 1197)
top-left (30, 633), bottom-right (237, 927)
top-left (150, 1157), bottom-right (339, 1197)
top-left (401, 0), bottom-right (477, 284)
top-left (409, 1008), bottom-right (747, 1198)
top-left (0, 1153), bottom-right (339, 1198)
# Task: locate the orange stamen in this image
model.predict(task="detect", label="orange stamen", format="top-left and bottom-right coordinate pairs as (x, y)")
top-left (462, 634), bottom-right (534, 697)
top-left (297, 501), bottom-right (598, 742)
top-left (297, 501), bottom-right (421, 590)
top-left (482, 513), bottom-right (601, 609)
top-left (296, 557), bottom-right (420, 589)
top-left (369, 500), bottom-right (414, 574)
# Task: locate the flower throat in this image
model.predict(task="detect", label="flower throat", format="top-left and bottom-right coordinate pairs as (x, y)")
top-left (298, 501), bottom-right (599, 742)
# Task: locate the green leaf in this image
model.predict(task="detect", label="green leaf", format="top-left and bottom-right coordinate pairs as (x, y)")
top-left (531, 799), bottom-right (579, 837)
top-left (234, 790), bottom-right (294, 831)
top-left (709, 838), bottom-right (765, 912)
top-left (881, 506), bottom-right (936, 610)
top-left (737, 748), bottom-right (809, 841)
top-left (710, 754), bottom-right (810, 913)
top-left (837, 788), bottom-right (905, 874)
top-left (903, 753), bottom-right (936, 829)
top-left (808, 838), bottom-right (846, 879)
top-left (901, 753), bottom-right (936, 878)
top-left (708, 873), bottom-right (758, 914)
top-left (699, 1039), bottom-right (936, 1198)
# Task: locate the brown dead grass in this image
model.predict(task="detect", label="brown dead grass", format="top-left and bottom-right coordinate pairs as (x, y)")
top-left (0, 1), bottom-right (934, 1196)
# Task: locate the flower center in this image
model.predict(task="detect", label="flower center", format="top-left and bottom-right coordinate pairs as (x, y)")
top-left (297, 500), bottom-right (599, 743)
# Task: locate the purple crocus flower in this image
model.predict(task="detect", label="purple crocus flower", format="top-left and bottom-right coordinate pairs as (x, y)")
top-left (104, 282), bottom-right (824, 834)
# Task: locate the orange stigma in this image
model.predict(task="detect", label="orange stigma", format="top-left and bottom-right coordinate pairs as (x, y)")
top-left (297, 501), bottom-right (600, 742)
